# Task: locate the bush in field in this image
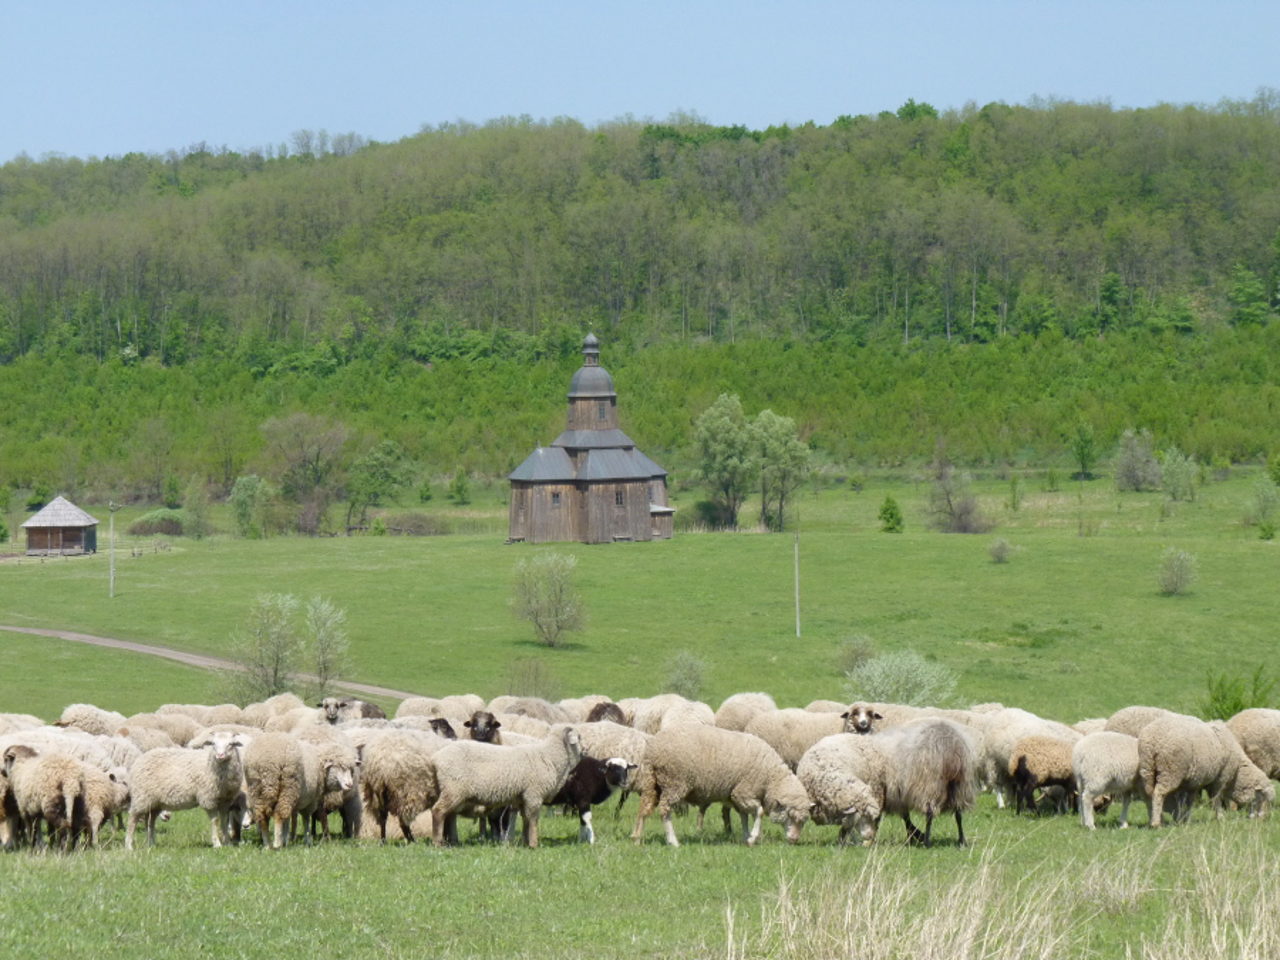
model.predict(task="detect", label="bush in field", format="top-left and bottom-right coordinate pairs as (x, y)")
top-left (183, 475), bottom-right (210, 539)
top-left (221, 593), bottom-right (349, 701)
top-left (382, 512), bottom-right (451, 536)
top-left (511, 551), bottom-right (585, 648)
top-left (834, 635), bottom-right (876, 676)
top-left (1246, 474), bottom-right (1278, 530)
top-left (0, 514), bottom-right (8, 544)
top-left (844, 649), bottom-right (957, 707)
top-left (927, 465), bottom-right (992, 533)
top-left (1197, 665), bottom-right (1278, 720)
top-left (1115, 428), bottom-right (1161, 492)
top-left (878, 495), bottom-right (904, 533)
top-left (1157, 546), bottom-right (1198, 596)
top-left (663, 651), bottom-right (708, 700)
top-left (1161, 447), bottom-right (1197, 501)
top-left (128, 509), bottom-right (185, 536)
top-left (989, 537), bottom-right (1012, 563)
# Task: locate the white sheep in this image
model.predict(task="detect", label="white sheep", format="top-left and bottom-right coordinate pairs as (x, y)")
top-left (1226, 708), bottom-right (1280, 781)
top-left (1138, 714), bottom-right (1274, 826)
top-left (56, 703), bottom-right (128, 738)
top-left (624, 694), bottom-right (715, 735)
top-left (1103, 705), bottom-right (1179, 738)
top-left (556, 694), bottom-right (615, 722)
top-left (295, 726), bottom-right (362, 839)
top-left (2, 744), bottom-right (87, 850)
top-left (797, 719), bottom-right (978, 848)
top-left (743, 708), bottom-right (850, 769)
top-left (125, 711), bottom-right (201, 747)
top-left (796, 733), bottom-right (884, 845)
top-left (485, 696), bottom-right (575, 725)
top-left (125, 730), bottom-right (248, 849)
top-left (630, 723), bottom-right (811, 847)
top-left (80, 765), bottom-right (130, 847)
top-left (713, 692), bottom-right (777, 732)
top-left (395, 694), bottom-right (487, 724)
top-left (1072, 731), bottom-right (1145, 829)
top-left (243, 731), bottom-right (353, 849)
top-left (241, 692), bottom-right (308, 729)
top-left (967, 707), bottom-right (1080, 808)
top-left (430, 724), bottom-right (584, 848)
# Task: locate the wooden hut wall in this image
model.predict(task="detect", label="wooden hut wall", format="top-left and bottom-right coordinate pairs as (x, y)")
top-left (25, 527), bottom-right (88, 555)
top-left (519, 483), bottom-right (580, 544)
top-left (651, 513), bottom-right (674, 540)
top-left (567, 397), bottom-right (618, 432)
top-left (582, 481), bottom-right (651, 543)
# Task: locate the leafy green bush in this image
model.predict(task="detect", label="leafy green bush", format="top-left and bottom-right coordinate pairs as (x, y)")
top-left (163, 474), bottom-right (182, 509)
top-left (989, 537), bottom-right (1012, 563)
top-left (369, 516), bottom-right (388, 536)
top-left (128, 509), bottom-right (185, 536)
top-left (1161, 447), bottom-right (1196, 501)
top-left (1157, 546), bottom-right (1198, 596)
top-left (664, 651), bottom-right (709, 700)
top-left (511, 551), bottom-right (585, 647)
top-left (844, 649), bottom-right (958, 706)
top-left (1197, 665), bottom-right (1278, 720)
top-left (25, 482), bottom-right (52, 511)
top-left (0, 513), bottom-right (8, 544)
top-left (878, 495), bottom-right (903, 533)
top-left (447, 468), bottom-right (471, 505)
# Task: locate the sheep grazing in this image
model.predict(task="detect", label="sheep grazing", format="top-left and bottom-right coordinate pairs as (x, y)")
top-left (796, 734), bottom-right (884, 845)
top-left (318, 696), bottom-right (387, 724)
top-left (1138, 715), bottom-right (1274, 826)
top-left (55, 702), bottom-right (129, 738)
top-left (625, 694), bottom-right (716, 735)
top-left (2, 744), bottom-right (87, 851)
top-left (969, 707), bottom-right (1081, 808)
top-left (126, 730), bottom-right (248, 849)
top-left (485, 696), bottom-right (574, 725)
top-left (1008, 735), bottom-right (1078, 815)
top-left (431, 724), bottom-right (584, 848)
top-left (548, 756), bottom-right (637, 843)
top-left (1072, 731), bottom-right (1144, 829)
top-left (631, 724), bottom-right (811, 847)
top-left (1226, 708), bottom-right (1280, 781)
top-left (79, 766), bottom-right (130, 847)
top-left (395, 694), bottom-right (487, 725)
top-left (1104, 705), bottom-right (1179, 739)
top-left (799, 719), bottom-right (978, 848)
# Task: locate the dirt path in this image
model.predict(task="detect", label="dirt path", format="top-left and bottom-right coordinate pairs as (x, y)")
top-left (0, 625), bottom-right (423, 702)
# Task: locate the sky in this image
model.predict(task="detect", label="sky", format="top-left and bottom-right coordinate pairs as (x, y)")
top-left (3, 0), bottom-right (1276, 162)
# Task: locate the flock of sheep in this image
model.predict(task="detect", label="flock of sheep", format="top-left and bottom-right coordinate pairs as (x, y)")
top-left (1, 689), bottom-right (1277, 853)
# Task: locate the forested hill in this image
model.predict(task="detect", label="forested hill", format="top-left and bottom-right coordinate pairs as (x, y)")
top-left (2, 95), bottom-right (1279, 365)
top-left (2, 97), bottom-right (1279, 498)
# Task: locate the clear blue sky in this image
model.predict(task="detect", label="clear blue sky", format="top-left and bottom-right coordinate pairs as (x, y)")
top-left (3, 0), bottom-right (1275, 162)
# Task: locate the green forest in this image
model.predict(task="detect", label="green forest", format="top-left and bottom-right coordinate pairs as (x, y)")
top-left (1, 94), bottom-right (1278, 508)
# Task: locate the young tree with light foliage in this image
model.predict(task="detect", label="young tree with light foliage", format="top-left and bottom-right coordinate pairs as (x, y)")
top-left (512, 552), bottom-right (585, 648)
top-left (345, 440), bottom-right (411, 533)
top-left (224, 593), bottom-right (350, 702)
top-left (304, 595), bottom-right (350, 698)
top-left (752, 409), bottom-right (810, 531)
top-left (694, 393), bottom-right (755, 529)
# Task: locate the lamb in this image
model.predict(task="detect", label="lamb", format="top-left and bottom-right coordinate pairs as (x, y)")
top-left (1, 744), bottom-right (87, 851)
top-left (296, 726), bottom-right (362, 840)
top-left (1008, 735), bottom-right (1078, 815)
top-left (968, 707), bottom-right (1080, 807)
top-left (318, 696), bottom-right (387, 724)
top-left (1226, 708), bottom-right (1280, 781)
top-left (431, 724), bottom-right (583, 847)
top-left (360, 729), bottom-right (454, 842)
top-left (743, 708), bottom-right (851, 769)
top-left (1072, 731), bottom-right (1145, 829)
top-left (797, 719), bottom-right (978, 848)
top-left (125, 730), bottom-right (248, 849)
top-left (631, 724), bottom-right (811, 847)
top-left (713, 692), bottom-right (777, 732)
top-left (1138, 714), bottom-right (1274, 826)
top-left (547, 756), bottom-right (637, 843)
top-left (79, 765), bottom-right (130, 847)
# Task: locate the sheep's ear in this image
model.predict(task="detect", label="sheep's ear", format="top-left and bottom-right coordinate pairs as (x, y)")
top-left (230, 735), bottom-right (248, 748)
top-left (491, 720), bottom-right (501, 730)
top-left (840, 711), bottom-right (850, 719)
top-left (463, 719), bottom-right (474, 729)
top-left (872, 711), bottom-right (883, 720)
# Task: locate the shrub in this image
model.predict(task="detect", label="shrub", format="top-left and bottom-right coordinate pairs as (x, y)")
top-left (844, 649), bottom-right (957, 707)
top-left (878, 495), bottom-right (904, 533)
top-left (1197, 666), bottom-right (1278, 720)
top-left (1044, 466), bottom-right (1060, 492)
top-left (927, 465), bottom-right (992, 534)
top-left (369, 516), bottom-right (388, 536)
top-left (511, 551), bottom-right (586, 648)
top-left (183, 475), bottom-right (210, 539)
top-left (989, 537), bottom-right (1012, 563)
top-left (1157, 546), bottom-right (1198, 596)
top-left (1245, 474), bottom-right (1278, 527)
top-left (1260, 520), bottom-right (1276, 541)
top-left (447, 468), bottom-right (470, 505)
top-left (0, 513), bottom-right (8, 544)
top-left (663, 651), bottom-right (708, 700)
top-left (1006, 477), bottom-right (1023, 512)
top-left (1212, 455), bottom-right (1231, 482)
top-left (128, 508), bottom-right (185, 536)
top-left (1115, 428), bottom-right (1161, 492)
top-left (1161, 447), bottom-right (1197, 502)
top-left (25, 481), bottom-right (52, 511)
top-left (834, 635), bottom-right (876, 676)
top-left (163, 474), bottom-right (182, 509)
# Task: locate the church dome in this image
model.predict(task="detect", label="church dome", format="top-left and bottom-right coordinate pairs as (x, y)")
top-left (567, 333), bottom-right (616, 398)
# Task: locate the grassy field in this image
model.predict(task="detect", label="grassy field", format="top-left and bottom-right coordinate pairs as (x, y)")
top-left (1, 470), bottom-right (1278, 959)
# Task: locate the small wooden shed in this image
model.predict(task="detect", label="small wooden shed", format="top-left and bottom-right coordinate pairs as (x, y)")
top-left (21, 496), bottom-right (99, 556)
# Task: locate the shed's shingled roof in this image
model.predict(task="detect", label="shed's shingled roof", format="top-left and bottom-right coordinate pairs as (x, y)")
top-left (508, 447), bottom-right (577, 482)
top-left (21, 496), bottom-right (99, 528)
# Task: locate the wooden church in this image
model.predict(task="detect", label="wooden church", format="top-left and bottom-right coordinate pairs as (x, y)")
top-left (508, 334), bottom-right (673, 544)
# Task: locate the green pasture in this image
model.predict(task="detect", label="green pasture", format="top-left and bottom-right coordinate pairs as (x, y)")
top-left (1, 471), bottom-right (1275, 720)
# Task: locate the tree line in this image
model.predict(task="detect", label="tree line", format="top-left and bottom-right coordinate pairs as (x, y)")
top-left (1, 94), bottom-right (1279, 366)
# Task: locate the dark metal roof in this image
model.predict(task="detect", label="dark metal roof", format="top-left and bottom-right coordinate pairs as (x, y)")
top-left (630, 449), bottom-right (669, 478)
top-left (552, 428), bottom-right (635, 450)
top-left (508, 447), bottom-right (577, 482)
top-left (567, 364), bottom-right (616, 398)
top-left (578, 449), bottom-right (658, 482)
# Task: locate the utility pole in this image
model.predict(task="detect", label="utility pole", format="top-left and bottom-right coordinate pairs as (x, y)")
top-left (109, 502), bottom-right (119, 598)
top-left (794, 532), bottom-right (801, 638)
